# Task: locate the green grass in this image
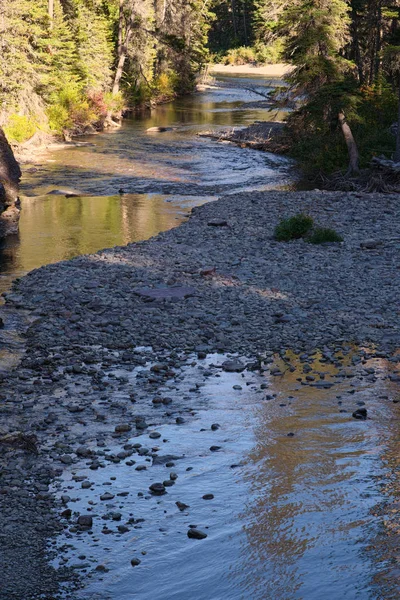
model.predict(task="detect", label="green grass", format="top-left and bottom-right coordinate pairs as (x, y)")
top-left (274, 214), bottom-right (314, 241)
top-left (307, 227), bottom-right (343, 244)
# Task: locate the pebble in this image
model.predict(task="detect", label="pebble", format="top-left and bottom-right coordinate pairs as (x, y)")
top-left (187, 529), bottom-right (208, 540)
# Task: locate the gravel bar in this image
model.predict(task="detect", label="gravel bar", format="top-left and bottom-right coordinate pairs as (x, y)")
top-left (0, 189), bottom-right (399, 599)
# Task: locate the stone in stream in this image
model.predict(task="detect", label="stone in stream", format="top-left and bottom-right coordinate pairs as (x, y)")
top-left (202, 494), bottom-right (214, 500)
top-left (130, 558), bottom-right (141, 566)
top-left (221, 359), bottom-right (245, 373)
top-left (176, 417), bottom-right (185, 425)
top-left (149, 482), bottom-right (166, 495)
top-left (152, 454), bottom-right (183, 466)
top-left (149, 431), bottom-right (161, 439)
top-left (115, 424), bottom-right (132, 433)
top-left (352, 408), bottom-right (367, 420)
top-left (187, 528), bottom-right (208, 540)
top-left (210, 445), bottom-right (221, 452)
top-left (100, 492), bottom-right (115, 501)
top-left (211, 423), bottom-right (220, 431)
top-left (176, 501), bottom-right (189, 512)
top-left (77, 515), bottom-right (93, 528)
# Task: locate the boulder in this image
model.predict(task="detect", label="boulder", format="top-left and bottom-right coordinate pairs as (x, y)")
top-left (0, 127), bottom-right (21, 237)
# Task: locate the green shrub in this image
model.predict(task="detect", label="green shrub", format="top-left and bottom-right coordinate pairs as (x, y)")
top-left (274, 214), bottom-right (314, 241)
top-left (254, 40), bottom-right (283, 65)
top-left (307, 227), bottom-right (343, 244)
top-left (223, 47), bottom-right (256, 66)
top-left (47, 83), bottom-right (99, 133)
top-left (4, 114), bottom-right (37, 143)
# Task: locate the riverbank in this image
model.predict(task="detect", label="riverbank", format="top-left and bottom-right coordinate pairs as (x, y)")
top-left (1, 190), bottom-right (399, 599)
top-left (210, 63), bottom-right (293, 77)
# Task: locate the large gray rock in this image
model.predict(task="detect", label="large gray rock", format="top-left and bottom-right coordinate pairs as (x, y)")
top-left (0, 126), bottom-right (21, 236)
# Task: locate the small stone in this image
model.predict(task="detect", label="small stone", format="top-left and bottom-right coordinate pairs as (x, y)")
top-left (100, 492), bottom-right (115, 501)
top-left (176, 417), bottom-right (185, 424)
top-left (60, 454), bottom-right (73, 465)
top-left (187, 529), bottom-right (207, 540)
top-left (176, 501), bottom-right (189, 511)
top-left (115, 424), bottom-right (132, 433)
top-left (202, 494), bottom-right (214, 500)
top-left (149, 483), bottom-right (166, 495)
top-left (352, 408), bottom-right (367, 420)
top-left (131, 558), bottom-right (141, 566)
top-left (149, 431), bottom-right (161, 439)
top-left (211, 424), bottom-right (220, 431)
top-left (210, 446), bottom-right (221, 452)
top-left (77, 515), bottom-right (93, 528)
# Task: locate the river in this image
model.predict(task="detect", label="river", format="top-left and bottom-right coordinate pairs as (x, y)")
top-left (2, 76), bottom-right (399, 600)
top-left (0, 74), bottom-right (292, 295)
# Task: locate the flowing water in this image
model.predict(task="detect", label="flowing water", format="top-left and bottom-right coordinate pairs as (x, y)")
top-left (52, 350), bottom-right (400, 599)
top-left (0, 75), bottom-right (293, 295)
top-left (1, 76), bottom-right (400, 599)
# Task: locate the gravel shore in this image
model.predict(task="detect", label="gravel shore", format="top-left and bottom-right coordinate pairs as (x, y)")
top-left (1, 189), bottom-right (399, 599)
top-left (6, 190), bottom-right (399, 356)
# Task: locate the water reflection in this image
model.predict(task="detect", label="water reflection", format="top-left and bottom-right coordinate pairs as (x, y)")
top-left (0, 193), bottom-right (207, 295)
top-left (22, 77), bottom-right (293, 197)
top-left (234, 351), bottom-right (397, 599)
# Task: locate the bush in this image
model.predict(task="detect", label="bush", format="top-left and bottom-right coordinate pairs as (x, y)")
top-left (4, 114), bottom-right (37, 143)
top-left (274, 214), bottom-right (314, 241)
top-left (223, 47), bottom-right (256, 66)
top-left (307, 227), bottom-right (343, 244)
top-left (254, 40), bottom-right (283, 65)
top-left (47, 83), bottom-right (99, 133)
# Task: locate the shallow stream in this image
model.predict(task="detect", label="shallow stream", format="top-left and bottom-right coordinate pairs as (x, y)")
top-left (0, 74), bottom-right (293, 295)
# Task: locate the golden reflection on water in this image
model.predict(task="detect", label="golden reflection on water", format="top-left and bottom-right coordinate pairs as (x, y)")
top-left (8, 194), bottom-right (186, 274)
top-left (234, 350), bottom-right (400, 599)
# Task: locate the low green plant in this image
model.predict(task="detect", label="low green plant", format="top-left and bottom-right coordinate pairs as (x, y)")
top-left (4, 114), bottom-right (37, 143)
top-left (223, 46), bottom-right (256, 66)
top-left (274, 214), bottom-right (314, 241)
top-left (307, 227), bottom-right (343, 244)
top-left (253, 40), bottom-right (283, 65)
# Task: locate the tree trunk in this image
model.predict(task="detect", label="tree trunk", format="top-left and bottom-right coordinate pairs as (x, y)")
top-left (338, 111), bottom-right (360, 175)
top-left (393, 84), bottom-right (400, 162)
top-left (48, 0), bottom-right (54, 29)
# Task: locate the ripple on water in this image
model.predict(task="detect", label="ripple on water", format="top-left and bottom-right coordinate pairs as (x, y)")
top-left (53, 349), bottom-right (399, 600)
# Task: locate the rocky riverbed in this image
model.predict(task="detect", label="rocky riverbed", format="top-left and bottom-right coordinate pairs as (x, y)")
top-left (0, 190), bottom-right (400, 599)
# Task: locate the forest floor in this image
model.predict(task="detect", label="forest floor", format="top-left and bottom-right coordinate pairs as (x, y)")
top-left (0, 190), bottom-right (399, 599)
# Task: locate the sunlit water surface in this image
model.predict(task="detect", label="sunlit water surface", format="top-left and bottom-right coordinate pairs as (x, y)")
top-left (0, 75), bottom-right (293, 296)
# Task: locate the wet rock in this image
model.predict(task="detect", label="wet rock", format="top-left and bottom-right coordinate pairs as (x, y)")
top-left (210, 446), bottom-right (221, 452)
top-left (221, 360), bottom-right (245, 373)
top-left (187, 528), bottom-right (208, 540)
top-left (149, 431), bottom-right (161, 439)
top-left (352, 408), bottom-right (367, 420)
top-left (176, 417), bottom-right (185, 425)
top-left (176, 501), bottom-right (189, 511)
top-left (77, 515), bottom-right (93, 528)
top-left (211, 423), bottom-right (220, 431)
top-left (115, 424), bottom-right (132, 433)
top-left (131, 558), bottom-right (141, 566)
top-left (202, 494), bottom-right (214, 500)
top-left (100, 492), bottom-right (115, 501)
top-left (149, 483), bottom-right (166, 495)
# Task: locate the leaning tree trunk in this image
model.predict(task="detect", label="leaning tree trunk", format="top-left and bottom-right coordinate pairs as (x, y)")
top-left (0, 127), bottom-right (21, 236)
top-left (338, 111), bottom-right (360, 175)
